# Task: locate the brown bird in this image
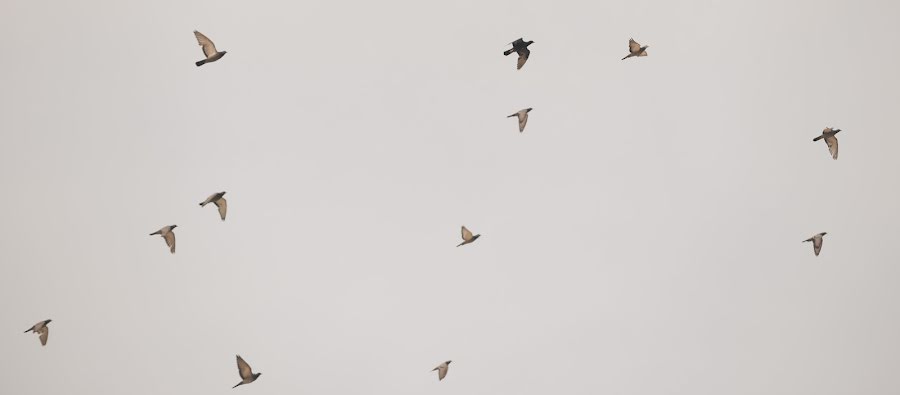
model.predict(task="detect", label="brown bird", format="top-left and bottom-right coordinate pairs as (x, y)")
top-left (233, 355), bottom-right (262, 389)
top-left (457, 226), bottom-right (480, 247)
top-left (200, 191), bottom-right (228, 221)
top-left (150, 225), bottom-right (177, 254)
top-left (622, 38), bottom-right (648, 60)
top-left (194, 31), bottom-right (227, 67)
top-left (803, 232), bottom-right (827, 256)
top-left (813, 127), bottom-right (841, 160)
top-left (432, 360), bottom-right (452, 381)
top-left (507, 108), bottom-right (532, 132)
top-left (503, 38), bottom-right (534, 70)
top-left (24, 319), bottom-right (51, 346)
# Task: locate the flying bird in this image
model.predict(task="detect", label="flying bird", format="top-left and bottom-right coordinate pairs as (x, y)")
top-left (24, 319), bottom-right (51, 346)
top-left (813, 127), bottom-right (841, 160)
top-left (194, 31), bottom-right (227, 67)
top-left (622, 38), bottom-right (648, 60)
top-left (803, 232), bottom-right (827, 256)
top-left (508, 108), bottom-right (532, 132)
top-left (233, 355), bottom-right (262, 389)
top-left (457, 226), bottom-right (480, 247)
top-left (150, 225), bottom-right (177, 254)
top-left (503, 38), bottom-right (534, 70)
top-left (432, 360), bottom-right (452, 381)
top-left (200, 192), bottom-right (228, 221)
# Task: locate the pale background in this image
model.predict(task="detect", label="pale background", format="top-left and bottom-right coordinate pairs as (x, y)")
top-left (2, 0), bottom-right (899, 394)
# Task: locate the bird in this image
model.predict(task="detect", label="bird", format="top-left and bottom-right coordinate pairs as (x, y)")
top-left (622, 38), bottom-right (648, 60)
top-left (432, 360), bottom-right (452, 381)
top-left (24, 319), bottom-right (51, 346)
top-left (803, 232), bottom-right (827, 256)
top-left (503, 38), bottom-right (534, 70)
top-left (233, 355), bottom-right (262, 389)
top-left (813, 127), bottom-right (841, 160)
top-left (508, 108), bottom-right (532, 132)
top-left (457, 226), bottom-right (480, 247)
top-left (150, 225), bottom-right (177, 254)
top-left (200, 191), bottom-right (228, 221)
top-left (194, 31), bottom-right (227, 67)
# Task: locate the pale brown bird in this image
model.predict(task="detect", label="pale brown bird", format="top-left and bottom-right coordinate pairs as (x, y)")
top-left (432, 360), bottom-right (452, 381)
top-left (803, 232), bottom-right (827, 256)
top-left (150, 225), bottom-right (177, 254)
top-left (233, 355), bottom-right (262, 389)
top-left (200, 192), bottom-right (227, 221)
top-left (503, 38), bottom-right (534, 70)
top-left (24, 319), bottom-right (51, 346)
top-left (457, 226), bottom-right (480, 247)
top-left (621, 38), bottom-right (648, 60)
top-left (194, 31), bottom-right (227, 67)
top-left (813, 127), bottom-right (841, 160)
top-left (508, 108), bottom-right (532, 132)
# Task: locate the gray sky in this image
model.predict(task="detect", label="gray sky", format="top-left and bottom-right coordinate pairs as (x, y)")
top-left (2, 0), bottom-right (900, 394)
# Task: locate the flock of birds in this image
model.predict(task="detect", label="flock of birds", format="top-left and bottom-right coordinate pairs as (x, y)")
top-left (21, 29), bottom-right (846, 388)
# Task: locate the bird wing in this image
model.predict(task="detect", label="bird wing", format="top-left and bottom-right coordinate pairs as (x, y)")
top-left (516, 48), bottom-right (530, 70)
top-left (813, 236), bottom-right (823, 256)
top-left (629, 39), bottom-right (641, 53)
top-left (438, 365), bottom-right (448, 380)
top-left (200, 193), bottom-right (217, 206)
top-left (824, 135), bottom-right (838, 159)
top-left (518, 111), bottom-right (529, 132)
top-left (214, 198), bottom-right (227, 221)
top-left (461, 226), bottom-right (473, 241)
top-left (39, 326), bottom-right (49, 346)
top-left (237, 355), bottom-right (253, 380)
top-left (510, 38), bottom-right (524, 46)
top-left (194, 31), bottom-right (218, 58)
top-left (164, 231), bottom-right (176, 253)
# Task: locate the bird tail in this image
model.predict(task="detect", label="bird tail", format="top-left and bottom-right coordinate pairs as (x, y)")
top-left (812, 135), bottom-right (823, 141)
top-left (503, 48), bottom-right (514, 56)
top-left (507, 114), bottom-right (517, 118)
top-left (149, 232), bottom-right (160, 236)
top-left (456, 241), bottom-right (465, 247)
top-left (24, 328), bottom-right (32, 333)
top-left (196, 60), bottom-right (206, 67)
top-left (621, 54), bottom-right (632, 60)
top-left (199, 202), bottom-right (207, 206)
top-left (233, 382), bottom-right (243, 389)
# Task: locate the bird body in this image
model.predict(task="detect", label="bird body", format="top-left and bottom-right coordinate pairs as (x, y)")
top-left (432, 360), bottom-right (452, 380)
top-left (508, 108), bottom-right (532, 132)
top-left (504, 38), bottom-right (534, 70)
top-left (24, 319), bottom-right (51, 346)
top-left (194, 31), bottom-right (227, 66)
top-left (457, 226), bottom-right (480, 247)
top-left (622, 38), bottom-right (648, 60)
top-left (803, 232), bottom-right (827, 256)
top-left (233, 355), bottom-right (261, 388)
top-left (813, 127), bottom-right (841, 160)
top-left (150, 225), bottom-right (177, 254)
top-left (200, 191), bottom-right (228, 221)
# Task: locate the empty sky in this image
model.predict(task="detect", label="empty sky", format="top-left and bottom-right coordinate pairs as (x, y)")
top-left (2, 0), bottom-right (900, 394)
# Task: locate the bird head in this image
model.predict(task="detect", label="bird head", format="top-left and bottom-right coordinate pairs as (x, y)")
top-left (526, 108), bottom-right (533, 113)
top-left (221, 51), bottom-right (228, 56)
top-left (527, 40), bottom-right (534, 45)
top-left (45, 319), bottom-right (52, 324)
top-left (221, 191), bottom-right (227, 195)
top-left (446, 360), bottom-right (452, 365)
top-left (171, 225), bottom-right (178, 229)
top-left (821, 232), bottom-right (827, 236)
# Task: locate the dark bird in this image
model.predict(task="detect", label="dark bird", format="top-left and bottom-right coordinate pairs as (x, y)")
top-left (508, 108), bottom-right (532, 132)
top-left (622, 38), bottom-right (648, 60)
top-left (503, 38), bottom-right (534, 70)
top-left (150, 225), bottom-right (177, 254)
top-left (803, 232), bottom-right (827, 256)
top-left (432, 360), bottom-right (452, 381)
top-left (233, 355), bottom-right (262, 389)
top-left (457, 226), bottom-right (480, 247)
top-left (200, 191), bottom-right (228, 221)
top-left (24, 319), bottom-right (51, 346)
top-left (194, 31), bottom-right (227, 67)
top-left (813, 127), bottom-right (841, 160)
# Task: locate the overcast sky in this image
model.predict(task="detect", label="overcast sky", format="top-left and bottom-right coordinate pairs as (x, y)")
top-left (2, 0), bottom-right (900, 394)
